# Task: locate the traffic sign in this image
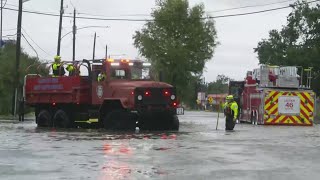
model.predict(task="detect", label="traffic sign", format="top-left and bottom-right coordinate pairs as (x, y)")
top-left (208, 97), bottom-right (213, 105)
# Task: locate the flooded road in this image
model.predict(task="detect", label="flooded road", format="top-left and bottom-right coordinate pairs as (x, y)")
top-left (0, 111), bottom-right (320, 180)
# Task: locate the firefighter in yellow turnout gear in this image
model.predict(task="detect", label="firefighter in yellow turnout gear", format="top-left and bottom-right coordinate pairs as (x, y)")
top-left (223, 95), bottom-right (238, 130)
top-left (52, 56), bottom-right (65, 76)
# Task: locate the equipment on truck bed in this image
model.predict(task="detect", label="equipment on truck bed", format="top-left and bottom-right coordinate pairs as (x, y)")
top-left (229, 64), bottom-right (316, 126)
top-left (23, 58), bottom-right (183, 130)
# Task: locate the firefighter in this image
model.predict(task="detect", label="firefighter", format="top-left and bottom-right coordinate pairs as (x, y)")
top-left (52, 55), bottom-right (65, 76)
top-left (66, 64), bottom-right (76, 76)
top-left (223, 95), bottom-right (238, 130)
top-left (97, 72), bottom-right (106, 82)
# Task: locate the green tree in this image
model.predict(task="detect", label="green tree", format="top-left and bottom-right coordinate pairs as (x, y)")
top-left (133, 0), bottom-right (218, 105)
top-left (0, 41), bottom-right (48, 115)
top-left (207, 75), bottom-right (231, 94)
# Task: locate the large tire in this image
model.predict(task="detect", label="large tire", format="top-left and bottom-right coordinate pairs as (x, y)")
top-left (53, 110), bottom-right (73, 128)
top-left (104, 110), bottom-right (136, 131)
top-left (171, 115), bottom-right (179, 131)
top-left (37, 110), bottom-right (52, 127)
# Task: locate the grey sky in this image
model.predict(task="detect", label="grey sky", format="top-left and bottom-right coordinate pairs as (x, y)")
top-left (2, 0), bottom-right (295, 82)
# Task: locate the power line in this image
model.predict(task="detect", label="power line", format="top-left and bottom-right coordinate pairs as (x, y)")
top-left (207, 0), bottom-right (295, 13)
top-left (3, 33), bottom-right (16, 37)
top-left (2, 0), bottom-right (320, 21)
top-left (77, 0), bottom-right (296, 18)
top-left (22, 33), bottom-right (40, 59)
top-left (21, 27), bottom-right (53, 57)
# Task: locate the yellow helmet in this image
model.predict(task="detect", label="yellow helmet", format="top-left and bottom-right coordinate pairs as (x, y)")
top-left (226, 95), bottom-right (234, 100)
top-left (54, 55), bottom-right (61, 62)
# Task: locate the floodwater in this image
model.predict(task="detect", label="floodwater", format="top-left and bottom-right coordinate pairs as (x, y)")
top-left (0, 111), bottom-right (320, 180)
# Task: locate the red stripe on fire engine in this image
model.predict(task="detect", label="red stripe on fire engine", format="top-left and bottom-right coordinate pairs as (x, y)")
top-left (300, 100), bottom-right (312, 114)
top-left (266, 99), bottom-right (278, 111)
top-left (265, 92), bottom-right (279, 105)
top-left (300, 108), bottom-right (309, 120)
top-left (300, 92), bottom-right (314, 108)
top-left (271, 115), bottom-right (281, 124)
top-left (270, 107), bottom-right (278, 115)
top-left (279, 116), bottom-right (289, 124)
top-left (289, 116), bottom-right (298, 124)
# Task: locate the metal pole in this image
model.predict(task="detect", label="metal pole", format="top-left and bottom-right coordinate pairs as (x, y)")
top-left (56, 0), bottom-right (64, 56)
top-left (92, 32), bottom-right (96, 60)
top-left (301, 67), bottom-right (303, 88)
top-left (216, 103), bottom-right (220, 130)
top-left (105, 44), bottom-right (108, 58)
top-left (1, 0), bottom-right (3, 46)
top-left (12, 0), bottom-right (23, 116)
top-left (72, 8), bottom-right (76, 61)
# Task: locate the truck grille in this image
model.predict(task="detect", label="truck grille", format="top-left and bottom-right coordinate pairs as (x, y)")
top-left (134, 87), bottom-right (175, 105)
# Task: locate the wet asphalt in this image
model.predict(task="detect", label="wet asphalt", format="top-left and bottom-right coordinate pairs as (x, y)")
top-left (0, 111), bottom-right (320, 180)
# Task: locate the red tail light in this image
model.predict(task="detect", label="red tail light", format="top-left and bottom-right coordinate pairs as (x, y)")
top-left (144, 91), bottom-right (151, 96)
top-left (163, 89), bottom-right (170, 96)
top-left (131, 91), bottom-right (134, 95)
top-left (52, 102), bottom-right (56, 106)
top-left (172, 102), bottom-right (177, 107)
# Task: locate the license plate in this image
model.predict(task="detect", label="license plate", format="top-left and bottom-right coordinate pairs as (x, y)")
top-left (176, 107), bottom-right (184, 115)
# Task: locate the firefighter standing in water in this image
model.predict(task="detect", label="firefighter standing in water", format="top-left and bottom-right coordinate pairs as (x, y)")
top-left (223, 95), bottom-right (238, 130)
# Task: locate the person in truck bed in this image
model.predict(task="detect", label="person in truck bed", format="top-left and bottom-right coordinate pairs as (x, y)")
top-left (52, 55), bottom-right (65, 77)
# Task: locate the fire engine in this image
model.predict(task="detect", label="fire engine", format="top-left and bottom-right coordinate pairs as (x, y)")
top-left (229, 65), bottom-right (316, 126)
top-left (23, 58), bottom-right (183, 130)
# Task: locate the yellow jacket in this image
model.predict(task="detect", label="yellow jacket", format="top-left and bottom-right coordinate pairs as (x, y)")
top-left (224, 101), bottom-right (238, 119)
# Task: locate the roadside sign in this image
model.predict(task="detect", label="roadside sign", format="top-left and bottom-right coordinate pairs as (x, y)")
top-left (208, 97), bottom-right (213, 105)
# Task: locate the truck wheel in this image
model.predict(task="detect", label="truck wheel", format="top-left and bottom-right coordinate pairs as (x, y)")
top-left (37, 110), bottom-right (52, 127)
top-left (53, 110), bottom-right (72, 128)
top-left (171, 115), bottom-right (179, 131)
top-left (104, 110), bottom-right (136, 131)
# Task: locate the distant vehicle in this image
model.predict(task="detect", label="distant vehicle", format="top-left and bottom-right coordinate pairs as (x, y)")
top-left (229, 65), bottom-right (315, 126)
top-left (23, 58), bottom-right (183, 130)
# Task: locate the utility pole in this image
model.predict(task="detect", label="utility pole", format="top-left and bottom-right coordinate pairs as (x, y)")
top-left (56, 0), bottom-right (64, 56)
top-left (92, 32), bottom-right (96, 60)
top-left (105, 44), bottom-right (108, 58)
top-left (72, 8), bottom-right (76, 61)
top-left (1, 0), bottom-right (3, 46)
top-left (12, 0), bottom-right (23, 116)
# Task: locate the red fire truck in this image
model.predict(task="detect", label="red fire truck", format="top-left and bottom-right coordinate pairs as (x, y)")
top-left (229, 65), bottom-right (316, 126)
top-left (23, 58), bottom-right (183, 130)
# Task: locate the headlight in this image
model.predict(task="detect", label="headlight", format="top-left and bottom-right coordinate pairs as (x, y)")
top-left (171, 95), bottom-right (176, 100)
top-left (137, 95), bottom-right (143, 101)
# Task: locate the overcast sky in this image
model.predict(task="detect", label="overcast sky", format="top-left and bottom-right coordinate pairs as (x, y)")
top-left (2, 0), bottom-right (296, 82)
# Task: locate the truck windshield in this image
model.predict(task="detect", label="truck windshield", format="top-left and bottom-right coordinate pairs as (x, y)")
top-left (131, 65), bottom-right (151, 80)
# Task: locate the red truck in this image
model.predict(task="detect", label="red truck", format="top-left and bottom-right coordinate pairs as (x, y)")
top-left (23, 59), bottom-right (182, 130)
top-left (229, 65), bottom-right (316, 126)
